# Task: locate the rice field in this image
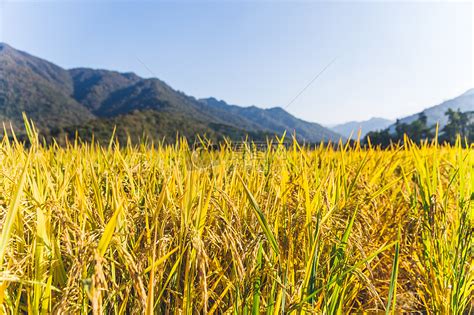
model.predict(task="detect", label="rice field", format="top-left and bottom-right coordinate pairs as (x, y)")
top-left (0, 121), bottom-right (473, 314)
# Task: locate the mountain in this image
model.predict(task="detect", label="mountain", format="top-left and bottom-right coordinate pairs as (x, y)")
top-left (330, 117), bottom-right (394, 138)
top-left (0, 43), bottom-right (341, 143)
top-left (0, 43), bottom-right (94, 132)
top-left (69, 68), bottom-right (141, 112)
top-left (388, 89), bottom-right (474, 132)
top-left (200, 98), bottom-right (342, 143)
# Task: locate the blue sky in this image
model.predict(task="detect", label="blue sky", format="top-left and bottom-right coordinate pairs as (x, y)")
top-left (1, 1), bottom-right (472, 125)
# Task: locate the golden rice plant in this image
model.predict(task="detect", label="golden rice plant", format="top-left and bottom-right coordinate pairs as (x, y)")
top-left (0, 119), bottom-right (472, 314)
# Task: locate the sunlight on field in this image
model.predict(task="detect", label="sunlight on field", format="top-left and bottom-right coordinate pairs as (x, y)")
top-left (0, 121), bottom-right (473, 314)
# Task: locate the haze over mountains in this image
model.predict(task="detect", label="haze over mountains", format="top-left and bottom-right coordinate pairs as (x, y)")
top-left (332, 89), bottom-right (474, 138)
top-left (0, 43), bottom-right (341, 143)
top-left (331, 89), bottom-right (474, 139)
top-left (330, 117), bottom-right (394, 138)
top-left (387, 88), bottom-right (474, 132)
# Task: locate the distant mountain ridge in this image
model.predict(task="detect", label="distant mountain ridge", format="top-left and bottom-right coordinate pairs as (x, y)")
top-left (388, 89), bottom-right (474, 132)
top-left (330, 117), bottom-right (394, 138)
top-left (0, 42), bottom-right (342, 143)
top-left (0, 42), bottom-right (94, 132)
top-left (200, 98), bottom-right (341, 142)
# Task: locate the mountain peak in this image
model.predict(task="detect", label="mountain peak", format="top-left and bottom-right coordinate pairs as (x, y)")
top-left (0, 43), bottom-right (24, 57)
top-left (267, 106), bottom-right (286, 113)
top-left (331, 117), bottom-right (394, 138)
top-left (0, 42), bottom-right (13, 52)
